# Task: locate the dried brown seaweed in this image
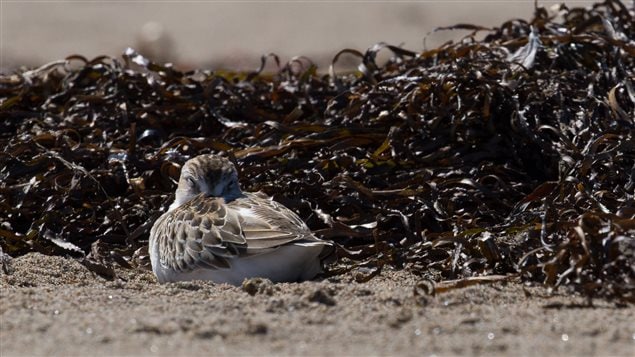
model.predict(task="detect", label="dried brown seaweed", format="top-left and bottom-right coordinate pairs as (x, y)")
top-left (1, 0), bottom-right (633, 301)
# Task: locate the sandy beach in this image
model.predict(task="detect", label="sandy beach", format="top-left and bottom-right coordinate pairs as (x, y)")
top-left (1, 253), bottom-right (633, 356)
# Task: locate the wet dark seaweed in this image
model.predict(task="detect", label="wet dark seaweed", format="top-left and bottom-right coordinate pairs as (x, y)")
top-left (1, 1), bottom-right (633, 301)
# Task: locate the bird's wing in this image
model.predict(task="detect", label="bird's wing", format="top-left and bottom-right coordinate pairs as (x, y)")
top-left (228, 192), bottom-right (316, 251)
top-left (151, 192), bottom-right (319, 273)
top-left (151, 193), bottom-right (248, 272)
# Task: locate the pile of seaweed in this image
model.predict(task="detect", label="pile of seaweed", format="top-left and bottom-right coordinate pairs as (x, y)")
top-left (1, 0), bottom-right (633, 301)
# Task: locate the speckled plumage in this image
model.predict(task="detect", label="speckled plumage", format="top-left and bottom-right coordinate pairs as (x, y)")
top-left (149, 155), bottom-right (333, 285)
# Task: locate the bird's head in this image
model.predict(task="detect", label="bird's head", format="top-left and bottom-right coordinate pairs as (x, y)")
top-left (170, 155), bottom-right (242, 210)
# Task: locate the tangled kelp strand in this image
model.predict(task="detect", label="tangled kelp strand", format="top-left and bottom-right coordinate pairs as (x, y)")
top-left (1, 0), bottom-right (634, 301)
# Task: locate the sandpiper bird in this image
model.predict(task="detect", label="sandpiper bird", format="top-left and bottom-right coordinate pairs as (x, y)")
top-left (149, 154), bottom-right (334, 285)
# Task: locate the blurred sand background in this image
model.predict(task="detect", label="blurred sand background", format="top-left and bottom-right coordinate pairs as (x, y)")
top-left (2, 0), bottom-right (597, 72)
